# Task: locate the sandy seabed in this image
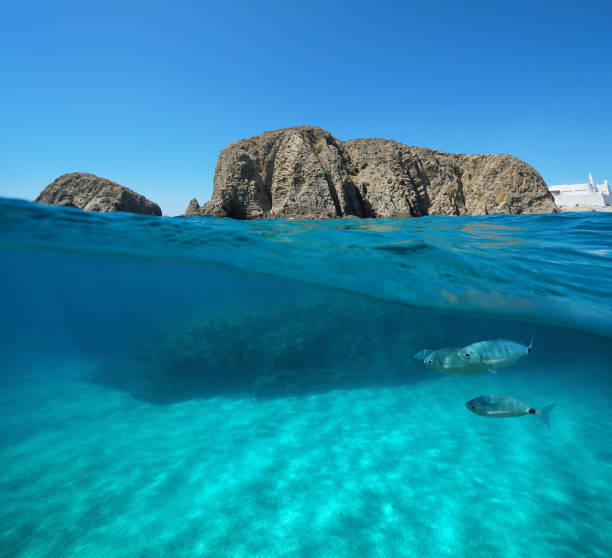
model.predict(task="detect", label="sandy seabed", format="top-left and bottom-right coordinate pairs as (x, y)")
top-left (0, 363), bottom-right (610, 558)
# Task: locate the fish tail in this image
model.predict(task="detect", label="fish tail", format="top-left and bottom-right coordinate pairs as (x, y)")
top-left (535, 403), bottom-right (555, 429)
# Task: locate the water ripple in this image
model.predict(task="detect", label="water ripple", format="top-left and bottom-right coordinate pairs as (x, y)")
top-left (1, 197), bottom-right (611, 335)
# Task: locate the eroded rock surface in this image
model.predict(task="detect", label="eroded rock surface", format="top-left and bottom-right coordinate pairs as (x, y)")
top-left (36, 173), bottom-right (162, 216)
top-left (186, 126), bottom-right (555, 218)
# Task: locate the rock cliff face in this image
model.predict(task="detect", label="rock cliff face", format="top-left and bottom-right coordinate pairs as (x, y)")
top-left (36, 173), bottom-right (162, 216)
top-left (186, 126), bottom-right (555, 218)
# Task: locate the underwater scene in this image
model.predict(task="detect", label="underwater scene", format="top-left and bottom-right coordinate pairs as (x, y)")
top-left (1, 197), bottom-right (611, 558)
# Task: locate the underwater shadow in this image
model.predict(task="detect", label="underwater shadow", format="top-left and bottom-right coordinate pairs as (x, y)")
top-left (88, 298), bottom-right (446, 405)
top-left (91, 358), bottom-right (437, 406)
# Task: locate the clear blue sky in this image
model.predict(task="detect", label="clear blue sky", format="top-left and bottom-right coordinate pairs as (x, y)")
top-left (1, 0), bottom-right (610, 215)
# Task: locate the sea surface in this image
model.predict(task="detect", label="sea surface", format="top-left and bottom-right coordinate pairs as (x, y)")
top-left (1, 197), bottom-right (611, 558)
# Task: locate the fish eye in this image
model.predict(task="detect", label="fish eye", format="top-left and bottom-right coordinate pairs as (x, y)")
top-left (465, 352), bottom-right (471, 358)
top-left (471, 405), bottom-right (476, 409)
top-left (426, 359), bottom-right (433, 365)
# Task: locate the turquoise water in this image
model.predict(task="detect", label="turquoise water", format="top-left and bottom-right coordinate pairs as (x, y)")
top-left (1, 197), bottom-right (611, 557)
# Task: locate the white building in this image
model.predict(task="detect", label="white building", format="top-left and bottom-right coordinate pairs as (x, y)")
top-left (549, 173), bottom-right (611, 207)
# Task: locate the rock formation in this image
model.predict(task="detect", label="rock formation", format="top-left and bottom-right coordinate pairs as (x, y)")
top-left (185, 126), bottom-right (555, 218)
top-left (36, 172), bottom-right (162, 216)
top-left (184, 198), bottom-right (201, 216)
top-left (95, 298), bottom-right (433, 402)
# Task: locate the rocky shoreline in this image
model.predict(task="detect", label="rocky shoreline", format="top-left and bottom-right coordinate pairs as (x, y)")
top-left (34, 126), bottom-right (558, 218)
top-left (557, 205), bottom-right (612, 213)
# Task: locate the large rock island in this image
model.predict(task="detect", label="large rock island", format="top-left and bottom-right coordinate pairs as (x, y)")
top-left (185, 126), bottom-right (555, 218)
top-left (36, 172), bottom-right (162, 216)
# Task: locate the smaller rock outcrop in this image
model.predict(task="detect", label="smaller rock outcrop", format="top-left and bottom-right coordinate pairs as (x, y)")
top-left (36, 173), bottom-right (162, 216)
top-left (184, 198), bottom-right (201, 216)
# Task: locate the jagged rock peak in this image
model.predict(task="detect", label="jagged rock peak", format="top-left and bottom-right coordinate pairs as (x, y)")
top-left (36, 172), bottom-right (162, 216)
top-left (184, 198), bottom-right (201, 216)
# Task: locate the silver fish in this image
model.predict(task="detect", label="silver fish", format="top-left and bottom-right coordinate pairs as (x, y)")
top-left (466, 395), bottom-right (555, 428)
top-left (416, 347), bottom-right (487, 375)
top-left (457, 337), bottom-right (533, 373)
top-left (414, 349), bottom-right (434, 360)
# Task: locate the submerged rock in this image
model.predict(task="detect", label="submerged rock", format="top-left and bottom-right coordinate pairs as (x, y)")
top-left (185, 126), bottom-right (555, 218)
top-left (36, 172), bottom-right (162, 216)
top-left (95, 300), bottom-right (433, 403)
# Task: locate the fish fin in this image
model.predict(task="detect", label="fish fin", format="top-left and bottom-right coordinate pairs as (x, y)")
top-left (535, 403), bottom-right (556, 430)
top-left (488, 369), bottom-right (497, 374)
top-left (528, 333), bottom-right (534, 353)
